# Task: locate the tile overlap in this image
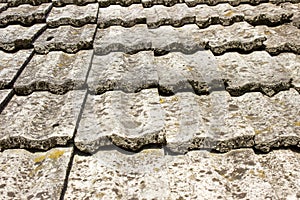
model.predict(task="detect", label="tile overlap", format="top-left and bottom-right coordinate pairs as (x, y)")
top-left (0, 0), bottom-right (299, 198)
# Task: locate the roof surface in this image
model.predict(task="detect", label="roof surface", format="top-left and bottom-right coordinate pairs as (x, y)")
top-left (0, 0), bottom-right (299, 199)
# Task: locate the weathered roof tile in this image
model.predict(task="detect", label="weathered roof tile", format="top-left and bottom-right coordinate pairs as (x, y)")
top-left (98, 0), bottom-right (141, 7)
top-left (216, 51), bottom-right (292, 96)
top-left (156, 50), bottom-right (222, 94)
top-left (34, 24), bottom-right (96, 53)
top-left (161, 91), bottom-right (256, 153)
top-left (65, 148), bottom-right (300, 199)
top-left (0, 49), bottom-right (33, 89)
top-left (0, 24), bottom-right (46, 52)
top-left (52, 0), bottom-right (96, 6)
top-left (75, 88), bottom-right (165, 152)
top-left (88, 51), bottom-right (157, 93)
top-left (0, 147), bottom-right (72, 199)
top-left (94, 22), bottom-right (270, 55)
top-left (0, 90), bottom-right (86, 150)
top-left (259, 24), bottom-right (300, 55)
top-left (146, 4), bottom-right (195, 28)
top-left (14, 50), bottom-right (93, 95)
top-left (0, 89), bottom-right (13, 110)
top-left (281, 2), bottom-right (300, 28)
top-left (7, 0), bottom-right (51, 7)
top-left (65, 148), bottom-right (168, 199)
top-left (98, 4), bottom-right (146, 28)
top-left (47, 3), bottom-right (98, 27)
top-left (0, 3), bottom-right (51, 27)
top-left (248, 89), bottom-right (300, 152)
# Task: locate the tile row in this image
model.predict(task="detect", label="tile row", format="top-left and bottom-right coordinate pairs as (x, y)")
top-left (0, 0), bottom-right (299, 7)
top-left (2, 21), bottom-right (299, 54)
top-left (1, 147), bottom-right (299, 199)
top-left (0, 2), bottom-right (298, 28)
top-left (65, 148), bottom-right (300, 199)
top-left (0, 88), bottom-right (299, 152)
top-left (3, 50), bottom-right (298, 96)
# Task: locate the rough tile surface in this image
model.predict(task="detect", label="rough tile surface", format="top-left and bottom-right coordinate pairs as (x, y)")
top-left (47, 3), bottom-right (98, 27)
top-left (216, 51), bottom-right (291, 96)
top-left (239, 89), bottom-right (300, 152)
top-left (201, 22), bottom-right (266, 54)
top-left (14, 50), bottom-right (93, 95)
top-left (161, 91), bottom-right (255, 153)
top-left (52, 0), bottom-right (96, 6)
top-left (0, 3), bottom-right (7, 12)
top-left (98, 4), bottom-right (146, 28)
top-left (0, 24), bottom-right (46, 52)
top-left (274, 53), bottom-right (300, 91)
top-left (239, 3), bottom-right (292, 26)
top-left (146, 4), bottom-right (195, 28)
top-left (65, 148), bottom-right (169, 199)
top-left (75, 88), bottom-right (165, 152)
top-left (259, 24), bottom-right (300, 55)
top-left (94, 22), bottom-right (267, 55)
top-left (161, 89), bottom-right (300, 153)
top-left (88, 51), bottom-right (157, 94)
top-left (94, 24), bottom-right (206, 54)
top-left (156, 50), bottom-right (224, 94)
top-left (0, 3), bottom-right (51, 27)
top-left (185, 0), bottom-right (275, 7)
top-left (34, 24), bottom-right (96, 54)
top-left (0, 89), bottom-right (13, 110)
top-left (167, 149), bottom-right (300, 199)
top-left (94, 24), bottom-right (153, 55)
top-left (0, 49), bottom-right (33, 89)
top-left (194, 4), bottom-right (244, 28)
top-left (281, 2), bottom-right (300, 28)
top-left (98, 0), bottom-right (140, 7)
top-left (65, 148), bottom-right (300, 199)
top-left (142, 0), bottom-right (182, 7)
top-left (7, 0), bottom-right (51, 6)
top-left (0, 90), bottom-right (86, 150)
top-left (0, 147), bottom-right (73, 199)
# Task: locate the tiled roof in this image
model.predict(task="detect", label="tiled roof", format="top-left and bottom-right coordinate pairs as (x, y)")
top-left (0, 0), bottom-right (299, 199)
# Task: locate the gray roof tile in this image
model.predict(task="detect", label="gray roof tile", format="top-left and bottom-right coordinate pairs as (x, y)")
top-left (0, 3), bottom-right (51, 27)
top-left (0, 24), bottom-right (46, 52)
top-left (0, 147), bottom-right (72, 199)
top-left (0, 90), bottom-right (86, 150)
top-left (34, 24), bottom-right (97, 53)
top-left (47, 3), bottom-right (98, 27)
top-left (0, 49), bottom-right (33, 89)
top-left (14, 50), bottom-right (93, 95)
